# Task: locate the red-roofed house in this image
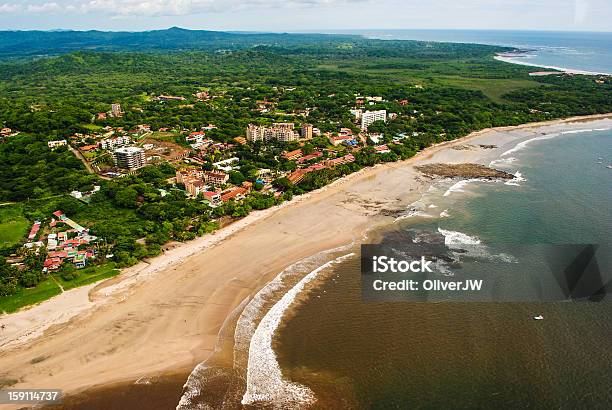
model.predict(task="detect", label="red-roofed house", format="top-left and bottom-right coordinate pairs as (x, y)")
top-left (374, 145), bottom-right (391, 154)
top-left (283, 149), bottom-right (303, 160)
top-left (325, 154), bottom-right (355, 167)
top-left (201, 191), bottom-right (221, 205)
top-left (221, 187), bottom-right (247, 202)
top-left (28, 221), bottom-right (41, 240)
top-left (296, 151), bottom-right (323, 164)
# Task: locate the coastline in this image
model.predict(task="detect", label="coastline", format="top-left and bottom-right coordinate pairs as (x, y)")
top-left (494, 54), bottom-right (612, 76)
top-left (0, 113), bottom-right (611, 406)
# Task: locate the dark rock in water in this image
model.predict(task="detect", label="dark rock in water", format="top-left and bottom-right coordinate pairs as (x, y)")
top-left (379, 208), bottom-right (406, 217)
top-left (415, 163), bottom-right (514, 180)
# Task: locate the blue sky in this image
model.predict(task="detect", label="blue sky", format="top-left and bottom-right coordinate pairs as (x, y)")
top-left (0, 0), bottom-right (610, 32)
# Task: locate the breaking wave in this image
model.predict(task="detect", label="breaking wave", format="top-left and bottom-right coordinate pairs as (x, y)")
top-left (241, 253), bottom-right (355, 407)
top-left (489, 156), bottom-right (517, 167)
top-left (443, 179), bottom-right (484, 197)
top-left (177, 243), bottom-right (355, 410)
top-left (439, 210), bottom-right (450, 218)
top-left (505, 171), bottom-right (526, 186)
top-left (501, 133), bottom-right (561, 157)
top-left (501, 126), bottom-right (611, 158)
top-left (437, 228), bottom-right (481, 247)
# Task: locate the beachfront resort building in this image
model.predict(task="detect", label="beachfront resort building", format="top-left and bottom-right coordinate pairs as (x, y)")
top-left (112, 146), bottom-right (147, 170)
top-left (246, 123), bottom-right (300, 142)
top-left (361, 110), bottom-right (387, 130)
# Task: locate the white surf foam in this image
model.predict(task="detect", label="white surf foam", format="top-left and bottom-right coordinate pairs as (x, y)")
top-left (489, 157), bottom-right (517, 167)
top-left (443, 179), bottom-right (484, 197)
top-left (428, 204), bottom-right (438, 209)
top-left (505, 171), bottom-right (526, 186)
top-left (500, 133), bottom-right (560, 157)
top-left (241, 253), bottom-right (355, 407)
top-left (501, 126), bottom-right (612, 158)
top-left (438, 228), bottom-right (481, 247)
top-left (440, 210), bottom-right (450, 218)
top-left (178, 242), bottom-right (354, 410)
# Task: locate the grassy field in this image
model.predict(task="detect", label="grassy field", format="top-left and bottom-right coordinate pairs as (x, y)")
top-left (80, 123), bottom-right (104, 131)
top-left (0, 205), bottom-right (30, 249)
top-left (0, 263), bottom-right (120, 313)
top-left (434, 76), bottom-right (542, 103)
top-left (57, 263), bottom-right (120, 291)
top-left (0, 278), bottom-right (61, 313)
top-left (315, 57), bottom-right (541, 103)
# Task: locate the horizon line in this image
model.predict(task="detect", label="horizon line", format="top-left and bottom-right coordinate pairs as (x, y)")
top-left (1, 27), bottom-right (611, 34)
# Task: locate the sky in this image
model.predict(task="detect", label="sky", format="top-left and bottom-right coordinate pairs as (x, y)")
top-left (0, 0), bottom-right (610, 32)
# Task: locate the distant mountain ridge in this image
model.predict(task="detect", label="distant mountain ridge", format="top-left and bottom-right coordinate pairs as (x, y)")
top-left (0, 27), bottom-right (358, 59)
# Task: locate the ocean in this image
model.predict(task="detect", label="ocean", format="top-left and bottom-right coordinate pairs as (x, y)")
top-left (270, 127), bottom-right (612, 408)
top-left (169, 124), bottom-right (612, 410)
top-left (329, 29), bottom-right (612, 75)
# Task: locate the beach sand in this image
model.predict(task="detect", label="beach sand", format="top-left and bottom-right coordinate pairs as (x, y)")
top-left (0, 114), bottom-right (610, 408)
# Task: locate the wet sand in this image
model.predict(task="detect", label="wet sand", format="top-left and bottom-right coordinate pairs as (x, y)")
top-left (0, 113), bottom-right (610, 409)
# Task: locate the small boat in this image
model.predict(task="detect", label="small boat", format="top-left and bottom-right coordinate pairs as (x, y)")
top-left (607, 165), bottom-right (612, 169)
top-left (533, 315), bottom-right (544, 320)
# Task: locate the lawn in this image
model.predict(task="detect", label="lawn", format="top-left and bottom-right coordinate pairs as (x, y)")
top-left (56, 263), bottom-right (120, 291)
top-left (80, 123), bottom-right (103, 131)
top-left (0, 278), bottom-right (61, 313)
top-left (0, 205), bottom-right (30, 249)
top-left (0, 264), bottom-right (120, 313)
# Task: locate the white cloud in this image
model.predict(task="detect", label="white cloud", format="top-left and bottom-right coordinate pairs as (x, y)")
top-left (0, 3), bottom-right (22, 12)
top-left (0, 0), bottom-right (358, 17)
top-left (26, 2), bottom-right (61, 12)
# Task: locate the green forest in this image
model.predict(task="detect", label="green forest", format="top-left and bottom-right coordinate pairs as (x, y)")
top-left (0, 29), bottom-right (610, 310)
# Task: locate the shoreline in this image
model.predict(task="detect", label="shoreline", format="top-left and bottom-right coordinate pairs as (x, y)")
top-left (494, 53), bottom-right (612, 76)
top-left (0, 113), bottom-right (611, 405)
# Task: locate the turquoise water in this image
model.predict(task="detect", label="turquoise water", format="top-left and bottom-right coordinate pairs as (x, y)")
top-left (439, 129), bottom-right (611, 244)
top-left (329, 30), bottom-right (612, 74)
top-left (274, 129), bottom-right (612, 408)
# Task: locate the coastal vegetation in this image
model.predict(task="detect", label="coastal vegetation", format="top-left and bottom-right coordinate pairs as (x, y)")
top-left (0, 29), bottom-right (610, 309)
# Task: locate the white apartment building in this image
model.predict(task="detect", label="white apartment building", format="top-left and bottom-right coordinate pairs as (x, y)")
top-left (361, 110), bottom-right (387, 130)
top-left (112, 146), bottom-right (146, 170)
top-left (101, 135), bottom-right (131, 150)
top-left (47, 140), bottom-right (68, 149)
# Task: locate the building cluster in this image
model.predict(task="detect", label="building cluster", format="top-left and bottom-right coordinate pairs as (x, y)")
top-left (246, 123), bottom-right (313, 143)
top-left (286, 152), bottom-right (356, 184)
top-left (21, 211), bottom-right (98, 272)
top-left (176, 167), bottom-right (255, 205)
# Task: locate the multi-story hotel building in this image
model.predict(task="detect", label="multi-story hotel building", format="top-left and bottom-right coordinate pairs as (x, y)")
top-left (112, 146), bottom-right (146, 170)
top-left (246, 123), bottom-right (300, 142)
top-left (301, 123), bottom-right (313, 139)
top-left (361, 110), bottom-right (387, 130)
top-left (203, 171), bottom-right (229, 186)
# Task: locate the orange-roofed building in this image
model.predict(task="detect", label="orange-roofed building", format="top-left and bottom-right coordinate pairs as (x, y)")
top-left (283, 149), bottom-right (303, 160)
top-left (221, 187), bottom-right (247, 202)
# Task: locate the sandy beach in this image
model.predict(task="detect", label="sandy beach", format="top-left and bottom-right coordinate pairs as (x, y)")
top-left (0, 113), bottom-right (611, 407)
